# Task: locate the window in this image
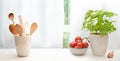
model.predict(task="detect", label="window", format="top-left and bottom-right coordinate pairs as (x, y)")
top-left (1, 0), bottom-right (120, 49)
top-left (63, 0), bottom-right (70, 48)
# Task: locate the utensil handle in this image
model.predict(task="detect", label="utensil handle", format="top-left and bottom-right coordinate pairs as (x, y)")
top-left (18, 15), bottom-right (25, 35)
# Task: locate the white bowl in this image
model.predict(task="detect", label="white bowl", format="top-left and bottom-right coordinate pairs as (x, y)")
top-left (70, 48), bottom-right (87, 55)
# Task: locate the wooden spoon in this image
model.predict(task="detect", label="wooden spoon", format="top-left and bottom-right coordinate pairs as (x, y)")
top-left (9, 24), bottom-right (17, 35)
top-left (30, 22), bottom-right (38, 35)
top-left (15, 24), bottom-right (23, 36)
top-left (8, 13), bottom-right (15, 24)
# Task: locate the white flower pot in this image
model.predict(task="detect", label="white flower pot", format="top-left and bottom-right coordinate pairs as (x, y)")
top-left (14, 35), bottom-right (32, 57)
top-left (90, 34), bottom-right (108, 56)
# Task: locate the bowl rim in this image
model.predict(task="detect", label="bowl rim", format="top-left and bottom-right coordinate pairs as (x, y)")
top-left (69, 47), bottom-right (88, 49)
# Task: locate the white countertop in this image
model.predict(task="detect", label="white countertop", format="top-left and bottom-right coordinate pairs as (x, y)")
top-left (0, 49), bottom-right (119, 61)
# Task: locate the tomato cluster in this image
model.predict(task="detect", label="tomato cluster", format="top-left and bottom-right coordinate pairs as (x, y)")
top-left (69, 36), bottom-right (89, 48)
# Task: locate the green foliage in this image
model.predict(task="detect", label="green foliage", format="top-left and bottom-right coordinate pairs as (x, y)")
top-left (81, 10), bottom-right (117, 36)
top-left (63, 32), bottom-right (70, 48)
top-left (64, 0), bottom-right (70, 25)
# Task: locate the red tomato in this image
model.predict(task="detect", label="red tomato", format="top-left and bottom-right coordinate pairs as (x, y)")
top-left (75, 36), bottom-right (82, 42)
top-left (75, 46), bottom-right (78, 48)
top-left (76, 42), bottom-right (83, 48)
top-left (75, 40), bottom-right (82, 43)
top-left (83, 42), bottom-right (89, 48)
top-left (69, 41), bottom-right (77, 48)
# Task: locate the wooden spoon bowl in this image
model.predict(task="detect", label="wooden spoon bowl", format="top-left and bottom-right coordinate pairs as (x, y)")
top-left (15, 24), bottom-right (23, 36)
top-left (8, 13), bottom-right (14, 24)
top-left (9, 24), bottom-right (17, 35)
top-left (30, 22), bottom-right (38, 35)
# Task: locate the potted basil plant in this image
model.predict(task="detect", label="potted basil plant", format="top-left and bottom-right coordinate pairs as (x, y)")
top-left (81, 10), bottom-right (117, 56)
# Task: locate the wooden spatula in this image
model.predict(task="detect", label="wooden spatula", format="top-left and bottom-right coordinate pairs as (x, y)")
top-left (9, 24), bottom-right (17, 35)
top-left (24, 21), bottom-right (29, 35)
top-left (18, 15), bottom-right (25, 34)
top-left (30, 22), bottom-right (38, 35)
top-left (18, 15), bottom-right (23, 26)
top-left (15, 24), bottom-right (23, 36)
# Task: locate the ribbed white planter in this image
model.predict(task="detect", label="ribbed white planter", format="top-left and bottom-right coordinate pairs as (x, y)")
top-left (90, 34), bottom-right (108, 56)
top-left (14, 35), bottom-right (32, 57)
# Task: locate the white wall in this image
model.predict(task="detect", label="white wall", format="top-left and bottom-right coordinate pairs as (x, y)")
top-left (43, 0), bottom-right (64, 48)
top-left (2, 0), bottom-right (21, 48)
top-left (70, 0), bottom-right (120, 50)
top-left (1, 0), bottom-right (120, 49)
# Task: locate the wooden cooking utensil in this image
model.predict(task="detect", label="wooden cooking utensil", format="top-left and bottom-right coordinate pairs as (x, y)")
top-left (30, 22), bottom-right (38, 35)
top-left (15, 24), bottom-right (23, 36)
top-left (18, 15), bottom-right (25, 34)
top-left (8, 13), bottom-right (15, 24)
top-left (18, 15), bottom-right (23, 26)
top-left (24, 21), bottom-right (29, 35)
top-left (9, 24), bottom-right (17, 35)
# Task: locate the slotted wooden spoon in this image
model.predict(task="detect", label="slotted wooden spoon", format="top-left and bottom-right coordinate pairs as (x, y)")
top-left (15, 24), bottom-right (23, 36)
top-left (9, 24), bottom-right (17, 35)
top-left (30, 22), bottom-right (38, 35)
top-left (8, 13), bottom-right (15, 24)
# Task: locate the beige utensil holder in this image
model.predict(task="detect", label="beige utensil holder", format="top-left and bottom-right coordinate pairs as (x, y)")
top-left (14, 35), bottom-right (32, 57)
